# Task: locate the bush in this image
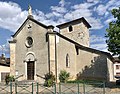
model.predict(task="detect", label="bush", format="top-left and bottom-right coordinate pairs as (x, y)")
top-left (67, 80), bottom-right (84, 83)
top-left (44, 72), bottom-right (55, 87)
top-left (5, 75), bottom-right (15, 85)
top-left (59, 70), bottom-right (70, 83)
top-left (116, 80), bottom-right (120, 85)
top-left (67, 79), bottom-right (103, 83)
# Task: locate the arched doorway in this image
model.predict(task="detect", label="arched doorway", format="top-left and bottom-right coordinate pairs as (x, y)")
top-left (27, 61), bottom-right (34, 80)
top-left (25, 53), bottom-right (36, 80)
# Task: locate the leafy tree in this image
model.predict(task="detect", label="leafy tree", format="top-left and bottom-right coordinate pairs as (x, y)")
top-left (5, 75), bottom-right (15, 85)
top-left (44, 72), bottom-right (55, 87)
top-left (59, 70), bottom-right (70, 83)
top-left (106, 7), bottom-right (120, 58)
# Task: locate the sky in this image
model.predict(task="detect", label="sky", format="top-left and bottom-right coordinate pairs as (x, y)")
top-left (0, 0), bottom-right (120, 57)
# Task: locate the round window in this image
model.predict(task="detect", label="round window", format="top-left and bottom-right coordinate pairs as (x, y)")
top-left (26, 37), bottom-right (33, 48)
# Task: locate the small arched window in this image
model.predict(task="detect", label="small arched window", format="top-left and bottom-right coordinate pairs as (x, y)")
top-left (66, 54), bottom-right (70, 67)
top-left (69, 25), bottom-right (73, 32)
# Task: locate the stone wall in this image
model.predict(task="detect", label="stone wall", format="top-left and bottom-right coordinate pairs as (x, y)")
top-left (0, 66), bottom-right (10, 82)
top-left (59, 22), bottom-right (89, 47)
top-left (9, 42), bottom-right (16, 76)
top-left (56, 34), bottom-right (114, 82)
top-left (76, 49), bottom-right (108, 81)
top-left (56, 35), bottom-right (77, 80)
top-left (12, 19), bottom-right (49, 81)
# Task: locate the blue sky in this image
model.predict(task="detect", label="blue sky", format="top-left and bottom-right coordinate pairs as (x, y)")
top-left (0, 0), bottom-right (120, 57)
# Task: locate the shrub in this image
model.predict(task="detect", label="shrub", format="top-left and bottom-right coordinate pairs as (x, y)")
top-left (5, 75), bottom-right (15, 85)
top-left (44, 72), bottom-right (55, 87)
top-left (59, 70), bottom-right (70, 83)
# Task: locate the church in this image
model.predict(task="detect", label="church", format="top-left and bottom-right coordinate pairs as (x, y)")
top-left (9, 6), bottom-right (115, 83)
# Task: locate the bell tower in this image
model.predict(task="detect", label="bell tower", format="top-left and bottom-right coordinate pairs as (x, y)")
top-left (56, 17), bottom-right (91, 47)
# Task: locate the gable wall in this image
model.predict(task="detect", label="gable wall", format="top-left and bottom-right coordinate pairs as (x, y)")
top-left (14, 19), bottom-right (49, 80)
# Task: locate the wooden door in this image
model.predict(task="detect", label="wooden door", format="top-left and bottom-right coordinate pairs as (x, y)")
top-left (27, 61), bottom-right (34, 80)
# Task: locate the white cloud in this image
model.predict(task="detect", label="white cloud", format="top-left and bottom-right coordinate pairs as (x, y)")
top-left (87, 17), bottom-right (103, 29)
top-left (0, 0), bottom-right (104, 32)
top-left (51, 6), bottom-right (67, 13)
top-left (72, 2), bottom-right (96, 9)
top-left (0, 42), bottom-right (10, 55)
top-left (37, 0), bottom-right (103, 30)
top-left (87, 0), bottom-right (94, 2)
top-left (86, 0), bottom-right (99, 3)
top-left (90, 35), bottom-right (108, 52)
top-left (0, 1), bottom-right (27, 32)
top-left (59, 0), bottom-right (67, 7)
top-left (64, 10), bottom-right (103, 29)
top-left (95, 0), bottom-right (120, 16)
top-left (64, 2), bottom-right (103, 29)
top-left (35, 0), bottom-right (69, 25)
top-left (96, 5), bottom-right (107, 16)
top-left (104, 17), bottom-right (116, 24)
top-left (90, 43), bottom-right (108, 52)
top-left (104, 11), bottom-right (109, 17)
top-left (0, 0), bottom-right (119, 32)
top-left (90, 35), bottom-right (106, 44)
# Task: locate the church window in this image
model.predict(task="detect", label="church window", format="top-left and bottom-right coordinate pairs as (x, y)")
top-left (116, 65), bottom-right (120, 69)
top-left (26, 37), bottom-right (33, 48)
top-left (66, 54), bottom-right (70, 67)
top-left (69, 25), bottom-right (73, 32)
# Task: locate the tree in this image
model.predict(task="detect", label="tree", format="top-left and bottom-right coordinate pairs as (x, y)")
top-left (59, 70), bottom-right (70, 83)
top-left (5, 75), bottom-right (15, 85)
top-left (106, 7), bottom-right (120, 58)
top-left (44, 72), bottom-right (55, 87)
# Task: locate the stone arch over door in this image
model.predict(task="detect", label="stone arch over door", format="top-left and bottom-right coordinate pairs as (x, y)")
top-left (25, 52), bottom-right (36, 80)
top-left (25, 52), bottom-right (36, 62)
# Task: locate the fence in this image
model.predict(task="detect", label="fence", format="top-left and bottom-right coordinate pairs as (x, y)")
top-left (0, 81), bottom-right (105, 94)
top-left (57, 82), bottom-right (105, 94)
top-left (0, 82), bottom-right (12, 94)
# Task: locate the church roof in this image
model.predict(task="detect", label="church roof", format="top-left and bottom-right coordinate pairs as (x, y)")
top-left (56, 17), bottom-right (91, 29)
top-left (12, 16), bottom-right (54, 38)
top-left (0, 54), bottom-right (10, 67)
top-left (0, 63), bottom-right (10, 67)
top-left (113, 57), bottom-right (120, 63)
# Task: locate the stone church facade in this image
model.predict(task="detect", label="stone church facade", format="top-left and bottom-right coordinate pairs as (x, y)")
top-left (9, 9), bottom-right (115, 83)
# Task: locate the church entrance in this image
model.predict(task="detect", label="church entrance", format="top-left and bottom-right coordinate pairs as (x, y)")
top-left (27, 61), bottom-right (34, 80)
